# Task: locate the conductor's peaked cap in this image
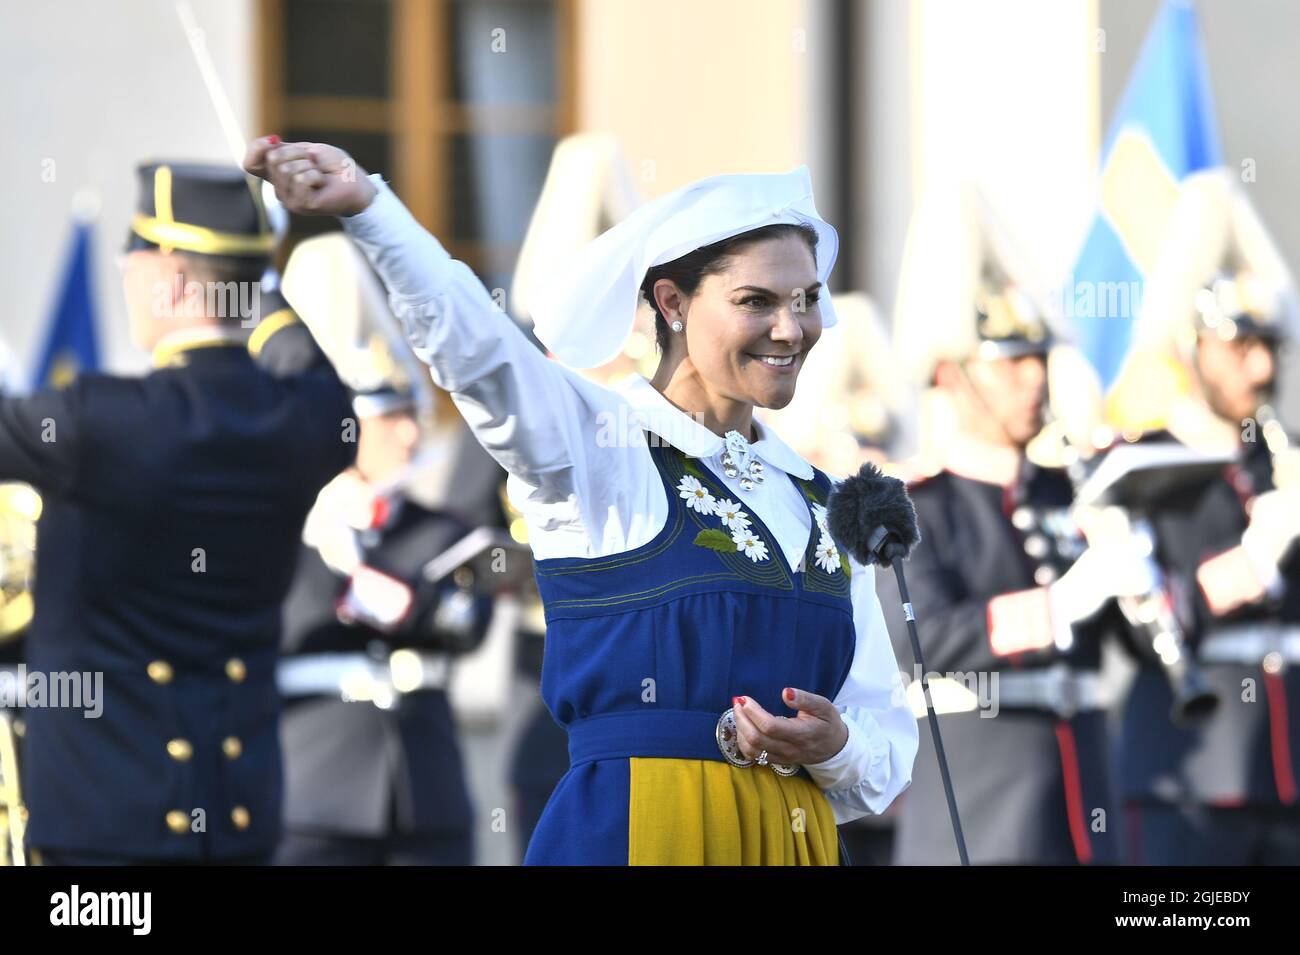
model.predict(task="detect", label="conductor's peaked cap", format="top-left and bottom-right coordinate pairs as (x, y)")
top-left (128, 162), bottom-right (275, 258)
top-left (528, 166), bottom-right (841, 369)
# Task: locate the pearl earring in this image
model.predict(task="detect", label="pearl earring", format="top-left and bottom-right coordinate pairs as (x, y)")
top-left (670, 320), bottom-right (684, 333)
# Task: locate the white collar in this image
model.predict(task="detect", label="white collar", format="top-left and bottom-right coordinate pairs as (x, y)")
top-left (617, 373), bottom-right (815, 480)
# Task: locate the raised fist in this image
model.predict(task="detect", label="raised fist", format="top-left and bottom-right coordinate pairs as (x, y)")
top-left (243, 137), bottom-right (377, 217)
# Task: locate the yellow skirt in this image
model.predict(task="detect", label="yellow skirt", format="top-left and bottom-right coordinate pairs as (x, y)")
top-left (627, 758), bottom-right (840, 865)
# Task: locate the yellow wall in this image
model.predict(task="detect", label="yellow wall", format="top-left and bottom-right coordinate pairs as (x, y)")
top-left (576, 0), bottom-right (816, 196)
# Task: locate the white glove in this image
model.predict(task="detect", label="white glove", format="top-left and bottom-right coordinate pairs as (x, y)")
top-left (301, 470), bottom-right (375, 576)
top-left (1241, 487), bottom-right (1300, 574)
top-left (1049, 508), bottom-right (1159, 624)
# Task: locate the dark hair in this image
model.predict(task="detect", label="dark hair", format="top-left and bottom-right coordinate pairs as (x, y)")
top-left (126, 229), bottom-right (269, 288)
top-left (178, 253), bottom-right (269, 324)
top-left (639, 222), bottom-right (819, 353)
top-left (177, 251), bottom-right (268, 287)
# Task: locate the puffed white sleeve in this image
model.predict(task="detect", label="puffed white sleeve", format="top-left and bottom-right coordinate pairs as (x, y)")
top-left (803, 555), bottom-right (919, 824)
top-left (339, 175), bottom-right (621, 508)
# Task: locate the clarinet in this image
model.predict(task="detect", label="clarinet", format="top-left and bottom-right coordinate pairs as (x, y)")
top-left (1041, 412), bottom-right (1219, 727)
top-left (1257, 403), bottom-right (1297, 490)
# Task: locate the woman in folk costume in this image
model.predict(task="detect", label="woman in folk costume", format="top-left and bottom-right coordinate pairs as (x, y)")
top-left (245, 137), bottom-right (918, 866)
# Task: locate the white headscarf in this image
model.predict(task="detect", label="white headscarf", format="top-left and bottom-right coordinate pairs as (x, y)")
top-left (529, 166), bottom-right (840, 369)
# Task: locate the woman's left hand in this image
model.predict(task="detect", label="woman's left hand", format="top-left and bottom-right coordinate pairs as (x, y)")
top-left (732, 688), bottom-right (849, 766)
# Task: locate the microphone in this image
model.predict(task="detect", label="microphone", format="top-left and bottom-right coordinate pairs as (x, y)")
top-left (826, 462), bottom-right (921, 568)
top-left (828, 462), bottom-right (970, 866)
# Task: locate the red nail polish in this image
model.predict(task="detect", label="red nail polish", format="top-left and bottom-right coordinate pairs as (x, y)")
top-left (267, 134), bottom-right (281, 144)
top-left (736, 696), bottom-right (746, 707)
top-left (784, 688), bottom-right (795, 703)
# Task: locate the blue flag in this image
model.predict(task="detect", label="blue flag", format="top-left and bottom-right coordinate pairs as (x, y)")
top-left (34, 221), bottom-right (101, 389)
top-left (1068, 0), bottom-right (1221, 390)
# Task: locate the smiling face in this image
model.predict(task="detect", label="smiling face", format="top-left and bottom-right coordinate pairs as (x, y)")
top-left (654, 232), bottom-right (822, 412)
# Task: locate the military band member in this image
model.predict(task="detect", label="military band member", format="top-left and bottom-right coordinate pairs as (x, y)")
top-left (276, 382), bottom-right (492, 866)
top-left (1113, 171), bottom-right (1300, 864)
top-left (881, 186), bottom-right (1148, 864)
top-left (0, 163), bottom-right (353, 864)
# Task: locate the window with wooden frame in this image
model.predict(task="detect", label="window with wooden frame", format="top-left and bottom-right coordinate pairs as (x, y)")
top-left (257, 0), bottom-right (576, 291)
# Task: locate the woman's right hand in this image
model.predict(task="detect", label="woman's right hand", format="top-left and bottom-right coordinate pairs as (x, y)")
top-left (242, 137), bottom-right (377, 217)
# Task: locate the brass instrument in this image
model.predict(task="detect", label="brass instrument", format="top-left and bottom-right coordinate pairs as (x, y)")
top-left (0, 483), bottom-right (38, 642)
top-left (0, 482), bottom-right (38, 866)
top-left (0, 713), bottom-right (26, 866)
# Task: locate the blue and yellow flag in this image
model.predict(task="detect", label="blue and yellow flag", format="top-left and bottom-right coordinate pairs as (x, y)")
top-left (34, 221), bottom-right (101, 389)
top-left (1069, 0), bottom-right (1220, 392)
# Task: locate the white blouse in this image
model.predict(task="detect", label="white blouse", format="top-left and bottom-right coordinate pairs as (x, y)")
top-left (340, 176), bottom-right (917, 824)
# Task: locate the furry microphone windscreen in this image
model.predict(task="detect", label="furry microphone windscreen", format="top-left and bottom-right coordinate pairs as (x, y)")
top-left (826, 462), bottom-right (921, 568)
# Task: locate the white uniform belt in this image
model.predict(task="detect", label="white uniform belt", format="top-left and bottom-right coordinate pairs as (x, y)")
top-left (907, 666), bottom-right (1106, 719)
top-left (1199, 625), bottom-right (1300, 667)
top-left (276, 650), bottom-right (450, 707)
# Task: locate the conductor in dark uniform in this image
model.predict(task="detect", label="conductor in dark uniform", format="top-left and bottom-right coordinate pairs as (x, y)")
top-left (880, 187), bottom-right (1147, 864)
top-left (0, 163), bottom-right (354, 864)
top-left (1110, 172), bottom-right (1300, 864)
top-left (275, 383), bottom-right (492, 866)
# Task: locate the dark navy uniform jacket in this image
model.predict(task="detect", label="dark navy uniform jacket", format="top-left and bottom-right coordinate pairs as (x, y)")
top-left (0, 319), bottom-right (353, 860)
top-left (877, 464), bottom-right (1122, 865)
top-left (279, 498), bottom-right (490, 838)
top-left (1119, 435), bottom-right (1300, 809)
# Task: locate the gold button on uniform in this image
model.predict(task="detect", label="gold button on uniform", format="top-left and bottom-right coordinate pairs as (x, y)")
top-left (148, 660), bottom-right (174, 684)
top-left (225, 657), bottom-right (247, 683)
top-left (166, 738), bottom-right (193, 761)
top-left (222, 736), bottom-right (242, 759)
top-left (165, 810), bottom-right (189, 834)
top-left (230, 806), bottom-right (251, 830)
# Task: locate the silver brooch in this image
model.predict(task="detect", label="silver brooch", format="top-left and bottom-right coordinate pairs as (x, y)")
top-left (715, 707), bottom-right (800, 776)
top-left (715, 707), bottom-right (754, 767)
top-left (720, 429), bottom-right (765, 491)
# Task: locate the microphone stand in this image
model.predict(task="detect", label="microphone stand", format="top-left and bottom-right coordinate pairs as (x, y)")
top-left (869, 526), bottom-right (971, 866)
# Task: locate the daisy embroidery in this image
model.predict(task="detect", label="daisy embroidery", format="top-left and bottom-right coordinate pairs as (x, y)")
top-left (731, 527), bottom-right (769, 563)
top-left (810, 503), bottom-right (829, 532)
top-left (677, 475), bottom-right (716, 515)
top-left (814, 536), bottom-right (841, 574)
top-left (712, 498), bottom-right (751, 533)
top-left (809, 502), bottom-right (841, 574)
top-left (681, 466), bottom-right (770, 564)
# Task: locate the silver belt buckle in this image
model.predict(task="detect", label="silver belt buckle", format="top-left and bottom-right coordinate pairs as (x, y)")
top-left (1055, 676), bottom-right (1079, 719)
top-left (715, 708), bottom-right (800, 776)
top-left (1039, 666), bottom-right (1075, 719)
